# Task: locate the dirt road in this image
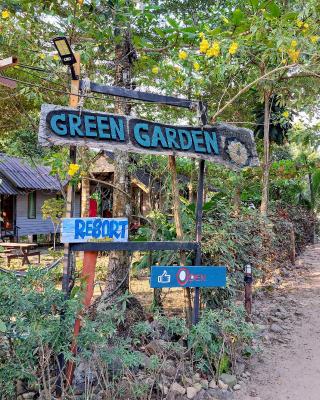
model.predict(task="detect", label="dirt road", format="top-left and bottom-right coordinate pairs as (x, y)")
top-left (235, 243), bottom-right (320, 400)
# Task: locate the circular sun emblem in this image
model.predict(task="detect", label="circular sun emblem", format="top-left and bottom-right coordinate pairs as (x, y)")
top-left (225, 140), bottom-right (249, 166)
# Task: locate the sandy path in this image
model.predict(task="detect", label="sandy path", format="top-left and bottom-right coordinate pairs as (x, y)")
top-left (235, 243), bottom-right (320, 400)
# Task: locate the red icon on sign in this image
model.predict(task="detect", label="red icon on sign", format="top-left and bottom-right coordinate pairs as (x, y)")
top-left (176, 267), bottom-right (190, 286)
top-left (176, 267), bottom-right (207, 286)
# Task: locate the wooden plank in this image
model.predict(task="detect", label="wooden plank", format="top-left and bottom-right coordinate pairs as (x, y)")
top-left (38, 104), bottom-right (259, 170)
top-left (0, 76), bottom-right (17, 89)
top-left (61, 217), bottom-right (129, 243)
top-left (69, 241), bottom-right (199, 252)
top-left (84, 80), bottom-right (194, 109)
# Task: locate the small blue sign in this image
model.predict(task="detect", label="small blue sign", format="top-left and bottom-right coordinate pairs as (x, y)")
top-left (150, 266), bottom-right (227, 288)
top-left (61, 217), bottom-right (129, 243)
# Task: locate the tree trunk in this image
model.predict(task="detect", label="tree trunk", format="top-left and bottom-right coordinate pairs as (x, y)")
top-left (260, 90), bottom-right (271, 216)
top-left (168, 155), bottom-right (192, 325)
top-left (96, 30), bottom-right (133, 313)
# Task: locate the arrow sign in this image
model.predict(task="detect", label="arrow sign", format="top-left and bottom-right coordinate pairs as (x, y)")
top-left (150, 266), bottom-right (227, 288)
top-left (0, 76), bottom-right (17, 89)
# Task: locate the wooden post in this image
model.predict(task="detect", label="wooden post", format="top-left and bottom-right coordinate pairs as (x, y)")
top-left (290, 223), bottom-right (295, 265)
top-left (66, 199), bottom-right (98, 386)
top-left (244, 264), bottom-right (253, 321)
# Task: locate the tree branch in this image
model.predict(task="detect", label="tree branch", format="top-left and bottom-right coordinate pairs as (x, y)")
top-left (210, 63), bottom-right (297, 122)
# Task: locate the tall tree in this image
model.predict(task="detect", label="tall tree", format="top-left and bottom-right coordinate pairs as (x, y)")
top-left (96, 17), bottom-right (135, 312)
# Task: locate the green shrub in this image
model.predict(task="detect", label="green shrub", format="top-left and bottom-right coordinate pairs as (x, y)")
top-left (188, 304), bottom-right (255, 375)
top-left (0, 269), bottom-right (79, 398)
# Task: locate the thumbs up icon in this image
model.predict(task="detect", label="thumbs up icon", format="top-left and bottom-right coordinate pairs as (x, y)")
top-left (158, 270), bottom-right (171, 284)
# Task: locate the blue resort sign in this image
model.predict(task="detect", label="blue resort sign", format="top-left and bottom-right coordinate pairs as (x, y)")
top-left (39, 104), bottom-right (259, 169)
top-left (61, 217), bottom-right (129, 243)
top-left (150, 266), bottom-right (227, 288)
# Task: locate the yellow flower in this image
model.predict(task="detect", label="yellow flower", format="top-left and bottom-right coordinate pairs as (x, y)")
top-left (222, 16), bottom-right (229, 24)
top-left (282, 111), bottom-right (289, 118)
top-left (229, 42), bottom-right (239, 55)
top-left (77, 0), bottom-right (84, 4)
top-left (1, 10), bottom-right (10, 19)
top-left (193, 62), bottom-right (200, 71)
top-left (296, 19), bottom-right (304, 28)
top-left (178, 50), bottom-right (188, 60)
top-left (152, 66), bottom-right (159, 74)
top-left (310, 35), bottom-right (319, 44)
top-left (206, 41), bottom-right (220, 57)
top-left (39, 53), bottom-right (45, 59)
top-left (68, 163), bottom-right (80, 176)
top-left (53, 54), bottom-right (59, 61)
top-left (199, 32), bottom-right (205, 39)
top-left (199, 38), bottom-right (210, 54)
top-left (303, 22), bottom-right (309, 29)
top-left (290, 40), bottom-right (298, 48)
top-left (288, 49), bottom-right (300, 63)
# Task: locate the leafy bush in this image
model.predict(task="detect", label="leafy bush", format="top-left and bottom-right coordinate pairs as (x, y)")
top-left (188, 304), bottom-right (255, 375)
top-left (0, 269), bottom-right (79, 398)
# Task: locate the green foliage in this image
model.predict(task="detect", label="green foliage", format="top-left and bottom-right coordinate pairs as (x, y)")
top-left (0, 270), bottom-right (79, 397)
top-left (254, 95), bottom-right (293, 145)
top-left (0, 129), bottom-right (43, 159)
top-left (188, 305), bottom-right (255, 374)
top-left (41, 198), bottom-right (65, 225)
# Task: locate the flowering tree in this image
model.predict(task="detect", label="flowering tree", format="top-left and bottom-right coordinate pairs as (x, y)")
top-left (1, 0), bottom-right (320, 304)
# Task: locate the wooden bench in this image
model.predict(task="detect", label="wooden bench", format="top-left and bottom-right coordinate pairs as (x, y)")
top-left (0, 243), bottom-right (40, 267)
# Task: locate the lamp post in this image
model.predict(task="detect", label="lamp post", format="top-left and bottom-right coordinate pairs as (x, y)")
top-left (244, 264), bottom-right (253, 321)
top-left (53, 36), bottom-right (78, 80)
top-left (53, 36), bottom-right (80, 398)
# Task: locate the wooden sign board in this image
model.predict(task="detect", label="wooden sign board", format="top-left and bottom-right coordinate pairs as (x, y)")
top-left (61, 217), bottom-right (129, 243)
top-left (39, 104), bottom-right (259, 169)
top-left (150, 266), bottom-right (227, 288)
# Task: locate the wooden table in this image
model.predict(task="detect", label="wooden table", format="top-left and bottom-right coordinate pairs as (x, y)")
top-left (0, 243), bottom-right (40, 266)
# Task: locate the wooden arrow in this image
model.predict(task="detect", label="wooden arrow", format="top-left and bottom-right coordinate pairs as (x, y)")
top-left (0, 56), bottom-right (18, 89)
top-left (0, 76), bottom-right (17, 89)
top-left (0, 57), bottom-right (18, 89)
top-left (0, 56), bottom-right (18, 70)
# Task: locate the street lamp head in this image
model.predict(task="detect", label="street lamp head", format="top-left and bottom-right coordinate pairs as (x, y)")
top-left (245, 264), bottom-right (252, 275)
top-left (53, 36), bottom-right (76, 66)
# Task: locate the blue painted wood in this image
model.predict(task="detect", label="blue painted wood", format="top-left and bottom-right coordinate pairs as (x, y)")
top-left (150, 266), bottom-right (227, 288)
top-left (61, 217), bottom-right (128, 243)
